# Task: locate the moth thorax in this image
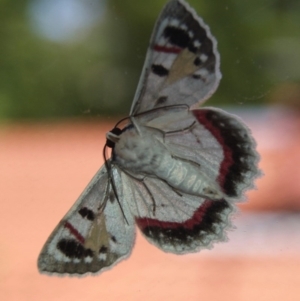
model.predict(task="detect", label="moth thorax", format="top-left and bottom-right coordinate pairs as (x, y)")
top-left (113, 128), bottom-right (165, 174)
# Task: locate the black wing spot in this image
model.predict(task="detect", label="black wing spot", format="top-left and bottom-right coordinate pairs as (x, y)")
top-left (151, 64), bottom-right (169, 77)
top-left (78, 207), bottom-right (95, 221)
top-left (99, 246), bottom-right (108, 254)
top-left (163, 26), bottom-right (190, 48)
top-left (57, 239), bottom-right (93, 259)
top-left (194, 57), bottom-right (201, 66)
top-left (110, 235), bottom-right (117, 243)
top-left (155, 96), bottom-right (168, 106)
top-left (192, 74), bottom-right (203, 80)
top-left (109, 190), bottom-right (116, 202)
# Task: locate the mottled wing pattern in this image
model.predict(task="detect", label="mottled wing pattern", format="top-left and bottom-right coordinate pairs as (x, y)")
top-left (38, 166), bottom-right (135, 275)
top-left (130, 0), bottom-right (221, 115)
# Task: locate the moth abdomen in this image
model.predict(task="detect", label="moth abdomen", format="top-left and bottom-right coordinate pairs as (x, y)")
top-left (156, 156), bottom-right (224, 200)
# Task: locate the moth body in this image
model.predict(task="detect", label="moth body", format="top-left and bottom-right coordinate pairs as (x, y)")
top-left (113, 124), bottom-right (223, 200)
top-left (38, 0), bottom-right (260, 275)
top-left (159, 156), bottom-right (224, 200)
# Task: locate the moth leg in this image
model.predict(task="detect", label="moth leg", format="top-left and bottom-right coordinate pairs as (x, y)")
top-left (171, 154), bottom-right (201, 169)
top-left (141, 177), bottom-right (184, 215)
top-left (104, 161), bottom-right (130, 224)
top-left (141, 179), bottom-right (157, 215)
top-left (142, 173), bottom-right (184, 198)
top-left (119, 167), bottom-right (185, 216)
top-left (164, 120), bottom-right (196, 135)
top-left (130, 116), bottom-right (142, 135)
top-left (97, 175), bottom-right (110, 212)
top-left (144, 121), bottom-right (196, 135)
top-left (158, 178), bottom-right (183, 197)
top-left (120, 169), bottom-right (157, 215)
top-left (144, 121), bottom-right (196, 144)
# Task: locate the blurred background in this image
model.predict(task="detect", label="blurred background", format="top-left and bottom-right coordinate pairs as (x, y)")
top-left (1, 0), bottom-right (300, 300)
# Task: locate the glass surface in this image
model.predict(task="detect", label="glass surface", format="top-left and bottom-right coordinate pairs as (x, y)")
top-left (0, 1), bottom-right (299, 300)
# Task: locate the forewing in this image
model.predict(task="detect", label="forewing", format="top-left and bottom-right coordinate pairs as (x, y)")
top-left (130, 0), bottom-right (221, 116)
top-left (38, 166), bottom-right (135, 275)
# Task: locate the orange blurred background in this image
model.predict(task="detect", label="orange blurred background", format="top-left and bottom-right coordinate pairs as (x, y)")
top-left (1, 107), bottom-right (300, 301)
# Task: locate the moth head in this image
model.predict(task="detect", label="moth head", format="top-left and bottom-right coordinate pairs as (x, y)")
top-left (106, 127), bottom-right (122, 148)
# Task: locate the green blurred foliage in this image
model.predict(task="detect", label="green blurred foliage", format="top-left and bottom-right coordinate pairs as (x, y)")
top-left (0, 0), bottom-right (299, 121)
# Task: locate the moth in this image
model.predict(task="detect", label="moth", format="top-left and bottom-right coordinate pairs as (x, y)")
top-left (38, 0), bottom-right (260, 275)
